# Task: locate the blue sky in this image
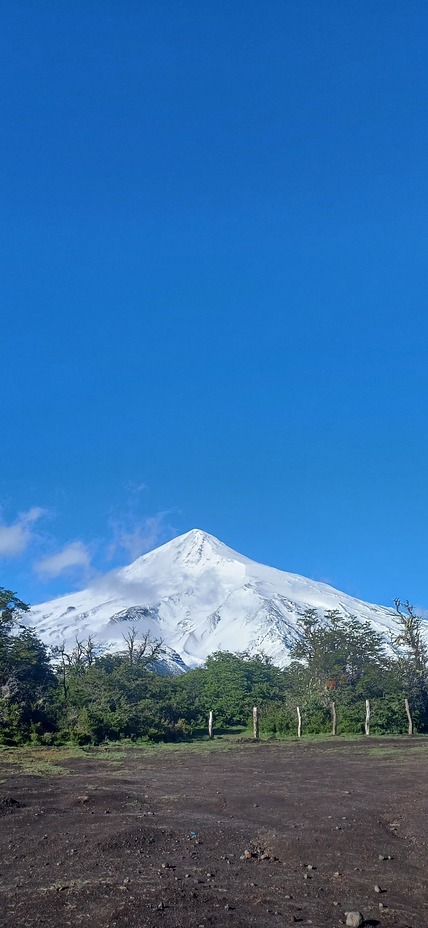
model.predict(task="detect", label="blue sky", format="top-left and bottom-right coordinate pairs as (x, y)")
top-left (2, 1), bottom-right (428, 609)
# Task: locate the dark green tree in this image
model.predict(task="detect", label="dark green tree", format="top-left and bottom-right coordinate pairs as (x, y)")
top-left (0, 589), bottom-right (56, 743)
top-left (392, 600), bottom-right (428, 731)
top-left (195, 651), bottom-right (284, 727)
top-left (285, 609), bottom-right (404, 734)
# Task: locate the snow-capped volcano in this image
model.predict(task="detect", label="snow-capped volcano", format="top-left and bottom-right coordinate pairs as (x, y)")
top-left (29, 529), bottom-right (402, 668)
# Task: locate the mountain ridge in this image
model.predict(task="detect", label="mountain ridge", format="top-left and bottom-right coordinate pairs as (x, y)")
top-left (29, 529), bottom-right (403, 669)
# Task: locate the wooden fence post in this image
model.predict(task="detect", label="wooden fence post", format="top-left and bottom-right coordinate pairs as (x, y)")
top-left (331, 700), bottom-right (337, 736)
top-left (365, 699), bottom-right (370, 736)
top-left (208, 710), bottom-right (213, 739)
top-left (252, 705), bottom-right (259, 740)
top-left (296, 705), bottom-right (302, 738)
top-left (404, 698), bottom-right (413, 736)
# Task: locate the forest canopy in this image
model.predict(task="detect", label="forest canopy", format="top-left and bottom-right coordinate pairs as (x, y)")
top-left (1, 587), bottom-right (427, 745)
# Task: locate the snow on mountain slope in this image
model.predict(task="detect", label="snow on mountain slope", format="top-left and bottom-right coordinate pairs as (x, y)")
top-left (29, 529), bottom-right (403, 669)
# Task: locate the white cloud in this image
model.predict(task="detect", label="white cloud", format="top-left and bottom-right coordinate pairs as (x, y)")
top-left (34, 541), bottom-right (92, 579)
top-left (22, 507), bottom-right (46, 524)
top-left (0, 507), bottom-right (47, 557)
top-left (108, 511), bottom-right (174, 561)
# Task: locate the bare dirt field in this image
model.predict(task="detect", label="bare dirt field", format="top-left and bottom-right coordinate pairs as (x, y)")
top-left (1, 738), bottom-right (427, 928)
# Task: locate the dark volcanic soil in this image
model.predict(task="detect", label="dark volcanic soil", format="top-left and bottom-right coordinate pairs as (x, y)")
top-left (0, 738), bottom-right (427, 928)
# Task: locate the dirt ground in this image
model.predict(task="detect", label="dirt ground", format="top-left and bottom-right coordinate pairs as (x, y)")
top-left (0, 738), bottom-right (427, 928)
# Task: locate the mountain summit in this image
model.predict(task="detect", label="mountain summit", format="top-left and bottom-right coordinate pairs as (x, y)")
top-left (30, 529), bottom-right (400, 667)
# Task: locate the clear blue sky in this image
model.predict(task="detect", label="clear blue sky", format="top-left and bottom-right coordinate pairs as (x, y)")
top-left (2, 1), bottom-right (428, 609)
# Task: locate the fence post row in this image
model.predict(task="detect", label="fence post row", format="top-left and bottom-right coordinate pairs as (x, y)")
top-left (209, 697), bottom-right (414, 740)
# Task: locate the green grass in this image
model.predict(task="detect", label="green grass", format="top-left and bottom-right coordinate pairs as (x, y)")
top-left (2, 732), bottom-right (428, 777)
top-left (0, 736), bottom-right (246, 776)
top-left (0, 744), bottom-right (87, 776)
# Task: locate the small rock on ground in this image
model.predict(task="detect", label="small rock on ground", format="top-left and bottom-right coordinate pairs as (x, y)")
top-left (345, 911), bottom-right (364, 927)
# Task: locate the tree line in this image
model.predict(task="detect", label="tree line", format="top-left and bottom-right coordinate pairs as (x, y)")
top-left (1, 586), bottom-right (428, 745)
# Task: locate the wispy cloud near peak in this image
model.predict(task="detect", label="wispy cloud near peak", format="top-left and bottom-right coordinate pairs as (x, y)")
top-left (108, 511), bottom-right (175, 562)
top-left (34, 541), bottom-right (92, 579)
